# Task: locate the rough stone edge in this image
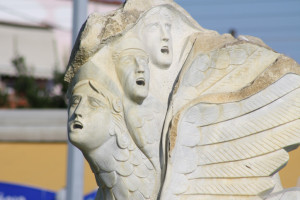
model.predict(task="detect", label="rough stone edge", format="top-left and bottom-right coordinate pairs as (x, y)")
top-left (64, 0), bottom-right (208, 84)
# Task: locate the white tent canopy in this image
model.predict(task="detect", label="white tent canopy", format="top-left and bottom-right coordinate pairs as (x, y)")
top-left (0, 22), bottom-right (61, 79)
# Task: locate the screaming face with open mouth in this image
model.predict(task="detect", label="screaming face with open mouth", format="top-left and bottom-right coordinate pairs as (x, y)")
top-left (139, 6), bottom-right (173, 69)
top-left (161, 46), bottom-right (170, 55)
top-left (71, 120), bottom-right (83, 131)
top-left (67, 80), bottom-right (112, 151)
top-left (116, 48), bottom-right (150, 104)
top-left (136, 77), bottom-right (145, 86)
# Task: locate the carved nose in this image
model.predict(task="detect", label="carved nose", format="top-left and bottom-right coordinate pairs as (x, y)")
top-left (74, 102), bottom-right (84, 117)
top-left (161, 27), bottom-right (169, 41)
top-left (137, 66), bottom-right (145, 73)
top-left (136, 59), bottom-right (145, 73)
top-left (75, 109), bottom-right (82, 117)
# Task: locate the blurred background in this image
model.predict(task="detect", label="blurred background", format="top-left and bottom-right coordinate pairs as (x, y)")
top-left (0, 0), bottom-right (299, 199)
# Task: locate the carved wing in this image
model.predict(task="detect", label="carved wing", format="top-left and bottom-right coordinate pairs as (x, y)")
top-left (125, 96), bottom-right (165, 172)
top-left (160, 37), bottom-right (300, 200)
top-left (92, 131), bottom-right (158, 200)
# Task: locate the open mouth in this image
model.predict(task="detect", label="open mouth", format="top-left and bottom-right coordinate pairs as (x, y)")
top-left (136, 77), bottom-right (145, 86)
top-left (73, 121), bottom-right (83, 130)
top-left (161, 46), bottom-right (169, 54)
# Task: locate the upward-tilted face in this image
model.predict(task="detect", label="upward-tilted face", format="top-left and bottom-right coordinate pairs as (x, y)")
top-left (140, 8), bottom-right (173, 69)
top-left (115, 49), bottom-right (150, 104)
top-left (68, 81), bottom-right (112, 151)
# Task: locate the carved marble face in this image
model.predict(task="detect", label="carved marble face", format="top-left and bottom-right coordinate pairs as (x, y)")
top-left (68, 81), bottom-right (112, 150)
top-left (140, 7), bottom-right (173, 69)
top-left (115, 49), bottom-right (150, 104)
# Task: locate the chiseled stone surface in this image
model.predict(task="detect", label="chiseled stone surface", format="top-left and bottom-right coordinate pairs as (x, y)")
top-left (64, 0), bottom-right (300, 199)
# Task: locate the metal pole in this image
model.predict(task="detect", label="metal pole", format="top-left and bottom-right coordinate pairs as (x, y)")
top-left (66, 0), bottom-right (88, 200)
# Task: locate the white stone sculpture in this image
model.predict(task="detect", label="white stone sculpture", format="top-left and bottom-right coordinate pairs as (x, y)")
top-left (65, 0), bottom-right (300, 199)
top-left (67, 63), bottom-right (158, 199)
top-left (113, 37), bottom-right (150, 104)
top-left (136, 6), bottom-right (173, 69)
top-left (112, 37), bottom-right (164, 190)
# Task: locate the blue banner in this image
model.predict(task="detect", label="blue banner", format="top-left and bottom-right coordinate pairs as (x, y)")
top-left (84, 190), bottom-right (97, 200)
top-left (0, 181), bottom-right (100, 200)
top-left (0, 182), bottom-right (55, 200)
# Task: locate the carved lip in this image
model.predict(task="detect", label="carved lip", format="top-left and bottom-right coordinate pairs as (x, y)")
top-left (136, 77), bottom-right (145, 86)
top-left (161, 46), bottom-right (169, 54)
top-left (72, 120), bottom-right (83, 131)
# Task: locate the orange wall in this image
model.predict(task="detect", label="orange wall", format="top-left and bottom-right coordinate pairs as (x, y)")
top-left (0, 142), bottom-right (299, 194)
top-left (0, 143), bottom-right (97, 194)
top-left (279, 146), bottom-right (300, 188)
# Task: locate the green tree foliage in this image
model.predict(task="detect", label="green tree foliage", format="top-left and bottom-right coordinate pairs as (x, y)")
top-left (0, 90), bottom-right (7, 107)
top-left (11, 55), bottom-right (67, 108)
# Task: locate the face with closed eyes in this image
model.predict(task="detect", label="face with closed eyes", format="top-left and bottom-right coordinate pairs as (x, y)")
top-left (68, 81), bottom-right (112, 151)
top-left (139, 7), bottom-right (173, 69)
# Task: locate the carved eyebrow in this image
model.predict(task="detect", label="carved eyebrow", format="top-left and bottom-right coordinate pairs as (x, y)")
top-left (119, 52), bottom-right (148, 60)
top-left (147, 22), bottom-right (159, 27)
top-left (88, 96), bottom-right (106, 108)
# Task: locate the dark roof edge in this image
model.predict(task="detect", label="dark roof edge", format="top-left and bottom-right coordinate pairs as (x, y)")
top-left (0, 21), bottom-right (53, 30)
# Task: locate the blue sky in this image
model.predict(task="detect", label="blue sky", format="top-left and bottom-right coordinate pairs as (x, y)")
top-left (175, 0), bottom-right (300, 63)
